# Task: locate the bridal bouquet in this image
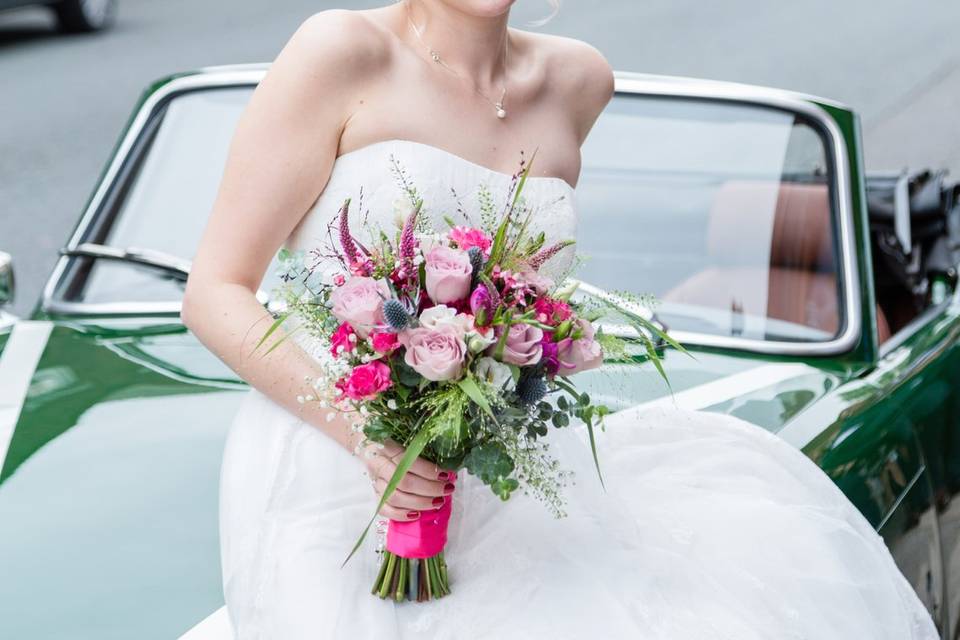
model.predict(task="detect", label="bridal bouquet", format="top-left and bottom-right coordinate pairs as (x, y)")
top-left (259, 153), bottom-right (675, 602)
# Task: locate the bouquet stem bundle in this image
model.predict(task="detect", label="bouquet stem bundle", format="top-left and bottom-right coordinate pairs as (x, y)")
top-left (373, 550), bottom-right (450, 602)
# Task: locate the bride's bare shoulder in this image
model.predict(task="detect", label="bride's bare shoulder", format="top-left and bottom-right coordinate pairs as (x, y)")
top-left (272, 9), bottom-right (394, 87)
top-left (518, 30), bottom-right (615, 142)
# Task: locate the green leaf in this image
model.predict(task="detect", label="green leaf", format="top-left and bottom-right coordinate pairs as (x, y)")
top-left (457, 377), bottom-right (496, 422)
top-left (254, 311), bottom-right (290, 353)
top-left (491, 477), bottom-right (520, 501)
top-left (463, 442), bottom-right (515, 488)
top-left (342, 418), bottom-right (433, 568)
top-left (492, 312), bottom-right (513, 361)
top-left (555, 376), bottom-right (605, 491)
top-left (261, 325), bottom-right (299, 357)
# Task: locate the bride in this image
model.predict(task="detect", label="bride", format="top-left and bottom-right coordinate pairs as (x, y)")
top-left (181, 1), bottom-right (939, 638)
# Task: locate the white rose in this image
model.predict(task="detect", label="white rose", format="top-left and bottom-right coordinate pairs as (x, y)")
top-left (466, 326), bottom-right (497, 353)
top-left (474, 357), bottom-right (516, 391)
top-left (418, 305), bottom-right (473, 335)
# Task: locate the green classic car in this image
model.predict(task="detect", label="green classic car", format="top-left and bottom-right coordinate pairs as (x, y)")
top-left (2, 65), bottom-right (959, 639)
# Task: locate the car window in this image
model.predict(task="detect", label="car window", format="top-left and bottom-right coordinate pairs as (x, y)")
top-left (70, 86), bottom-right (282, 305)
top-left (64, 86), bottom-right (844, 346)
top-left (576, 95), bottom-right (842, 343)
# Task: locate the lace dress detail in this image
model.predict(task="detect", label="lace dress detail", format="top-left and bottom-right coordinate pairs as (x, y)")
top-left (217, 139), bottom-right (939, 640)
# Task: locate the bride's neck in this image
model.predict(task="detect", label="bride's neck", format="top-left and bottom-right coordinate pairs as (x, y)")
top-left (400, 0), bottom-right (511, 85)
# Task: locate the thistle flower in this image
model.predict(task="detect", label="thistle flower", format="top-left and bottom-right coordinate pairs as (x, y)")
top-left (467, 246), bottom-right (484, 283)
top-left (383, 298), bottom-right (410, 331)
top-left (516, 374), bottom-right (547, 405)
top-left (528, 240), bottom-right (575, 271)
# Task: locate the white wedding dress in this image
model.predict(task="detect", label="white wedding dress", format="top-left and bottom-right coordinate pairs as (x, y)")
top-left (218, 139), bottom-right (938, 639)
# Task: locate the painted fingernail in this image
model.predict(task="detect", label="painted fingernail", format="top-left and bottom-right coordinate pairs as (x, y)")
top-left (407, 511), bottom-right (420, 519)
top-left (438, 471), bottom-right (450, 480)
top-left (444, 483), bottom-right (455, 494)
top-left (432, 497), bottom-right (445, 506)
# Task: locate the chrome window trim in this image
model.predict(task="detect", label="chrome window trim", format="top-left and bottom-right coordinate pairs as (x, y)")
top-left (42, 67), bottom-right (862, 358)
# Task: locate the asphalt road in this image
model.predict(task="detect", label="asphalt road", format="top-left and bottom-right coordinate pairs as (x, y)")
top-left (2, 0), bottom-right (959, 317)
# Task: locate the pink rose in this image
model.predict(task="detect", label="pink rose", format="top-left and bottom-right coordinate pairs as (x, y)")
top-left (370, 331), bottom-right (400, 354)
top-left (329, 276), bottom-right (390, 337)
top-left (492, 323), bottom-right (544, 366)
top-left (424, 246), bottom-right (473, 304)
top-left (449, 226), bottom-right (493, 256)
top-left (330, 322), bottom-right (357, 358)
top-left (335, 361), bottom-right (393, 401)
top-left (534, 297), bottom-right (572, 326)
top-left (557, 319), bottom-right (604, 374)
top-left (517, 268), bottom-right (555, 295)
top-left (399, 324), bottom-right (467, 382)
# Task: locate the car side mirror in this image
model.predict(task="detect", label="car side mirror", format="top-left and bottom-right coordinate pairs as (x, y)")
top-left (0, 251), bottom-right (14, 308)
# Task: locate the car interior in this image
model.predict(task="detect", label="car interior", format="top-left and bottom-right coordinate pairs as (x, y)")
top-left (663, 180), bottom-right (860, 340)
top-left (865, 170), bottom-right (960, 342)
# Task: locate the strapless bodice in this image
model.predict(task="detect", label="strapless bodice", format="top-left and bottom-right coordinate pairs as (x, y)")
top-left (284, 138), bottom-right (578, 280)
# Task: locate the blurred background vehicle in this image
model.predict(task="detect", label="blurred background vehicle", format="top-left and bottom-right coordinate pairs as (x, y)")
top-left (0, 0), bottom-right (116, 32)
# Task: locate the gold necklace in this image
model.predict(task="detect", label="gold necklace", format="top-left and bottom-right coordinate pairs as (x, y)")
top-left (404, 1), bottom-right (509, 119)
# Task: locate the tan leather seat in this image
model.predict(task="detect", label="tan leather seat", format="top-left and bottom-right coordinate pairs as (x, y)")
top-left (666, 180), bottom-right (891, 342)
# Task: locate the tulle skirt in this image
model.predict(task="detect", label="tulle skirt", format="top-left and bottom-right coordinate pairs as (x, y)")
top-left (219, 388), bottom-right (937, 639)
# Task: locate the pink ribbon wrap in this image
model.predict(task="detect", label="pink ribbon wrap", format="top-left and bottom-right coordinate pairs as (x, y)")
top-left (386, 473), bottom-right (456, 559)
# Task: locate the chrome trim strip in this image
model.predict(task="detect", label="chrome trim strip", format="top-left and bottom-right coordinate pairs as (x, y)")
top-left (62, 243), bottom-right (192, 279)
top-left (877, 299), bottom-right (951, 358)
top-left (41, 69), bottom-right (863, 357)
top-left (876, 465), bottom-right (925, 533)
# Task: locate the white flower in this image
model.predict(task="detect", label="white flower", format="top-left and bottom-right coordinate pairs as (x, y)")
top-left (474, 357), bottom-right (516, 391)
top-left (393, 196), bottom-right (415, 228)
top-left (387, 399), bottom-right (398, 410)
top-left (418, 305), bottom-right (474, 336)
top-left (466, 326), bottom-right (497, 353)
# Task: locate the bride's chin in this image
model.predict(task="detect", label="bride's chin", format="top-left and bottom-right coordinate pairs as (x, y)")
top-left (438, 0), bottom-right (516, 18)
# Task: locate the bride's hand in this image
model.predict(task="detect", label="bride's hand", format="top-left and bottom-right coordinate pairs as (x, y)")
top-left (363, 440), bottom-right (455, 521)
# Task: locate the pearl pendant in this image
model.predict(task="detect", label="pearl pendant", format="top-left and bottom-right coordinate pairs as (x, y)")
top-left (496, 104), bottom-right (506, 119)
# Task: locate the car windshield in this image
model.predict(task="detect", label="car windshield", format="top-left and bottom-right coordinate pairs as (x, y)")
top-left (63, 83), bottom-right (843, 344)
top-left (576, 94), bottom-right (841, 343)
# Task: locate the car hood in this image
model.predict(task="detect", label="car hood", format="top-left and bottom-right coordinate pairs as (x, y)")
top-left (0, 318), bottom-right (846, 638)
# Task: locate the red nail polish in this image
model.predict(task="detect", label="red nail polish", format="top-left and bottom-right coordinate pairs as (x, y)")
top-left (432, 497), bottom-right (445, 506)
top-left (438, 471), bottom-right (450, 480)
top-left (444, 483), bottom-right (455, 493)
top-left (407, 511), bottom-right (420, 519)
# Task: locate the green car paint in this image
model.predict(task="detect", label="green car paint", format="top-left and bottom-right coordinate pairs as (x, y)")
top-left (1, 66), bottom-right (958, 637)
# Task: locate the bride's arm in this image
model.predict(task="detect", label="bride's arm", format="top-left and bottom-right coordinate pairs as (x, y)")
top-left (181, 11), bottom-right (449, 521)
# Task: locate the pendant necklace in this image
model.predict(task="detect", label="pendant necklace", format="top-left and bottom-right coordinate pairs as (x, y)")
top-left (405, 3), bottom-right (509, 119)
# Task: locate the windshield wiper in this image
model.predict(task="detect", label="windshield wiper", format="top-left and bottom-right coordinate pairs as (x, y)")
top-left (61, 243), bottom-right (192, 281)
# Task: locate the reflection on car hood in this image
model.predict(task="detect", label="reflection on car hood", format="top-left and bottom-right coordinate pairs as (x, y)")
top-left (0, 319), bottom-right (844, 638)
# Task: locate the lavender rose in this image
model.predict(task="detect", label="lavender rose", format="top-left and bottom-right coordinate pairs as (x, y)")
top-left (492, 323), bottom-right (544, 367)
top-left (557, 319), bottom-right (604, 374)
top-left (399, 324), bottom-right (468, 382)
top-left (329, 276), bottom-right (390, 338)
top-left (424, 246), bottom-right (472, 304)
